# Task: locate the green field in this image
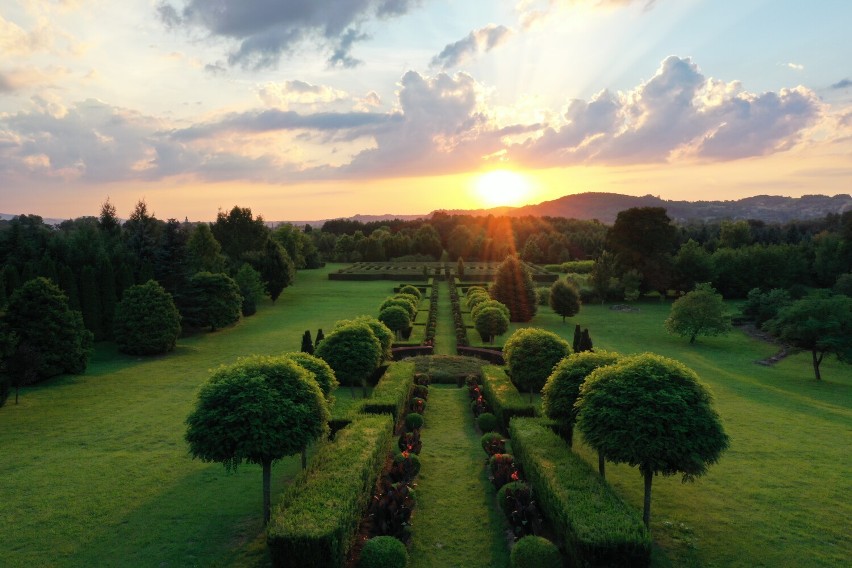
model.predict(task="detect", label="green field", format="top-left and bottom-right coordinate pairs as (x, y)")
top-left (1, 267), bottom-right (850, 567)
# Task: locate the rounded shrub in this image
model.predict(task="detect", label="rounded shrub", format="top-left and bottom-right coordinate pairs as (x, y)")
top-left (477, 412), bottom-right (498, 433)
top-left (504, 328), bottom-right (571, 398)
top-left (113, 280), bottom-right (182, 355)
top-left (379, 305), bottom-right (411, 336)
top-left (405, 412), bottom-right (424, 431)
top-left (510, 535), bottom-right (561, 568)
top-left (410, 396), bottom-right (426, 413)
top-left (395, 292), bottom-right (421, 307)
top-left (359, 536), bottom-right (409, 568)
top-left (465, 286), bottom-right (488, 299)
top-left (399, 285), bottom-right (422, 301)
top-left (497, 480), bottom-right (530, 516)
top-left (481, 432), bottom-right (506, 456)
top-left (466, 292), bottom-right (490, 311)
top-left (381, 296), bottom-right (417, 319)
top-left (338, 316), bottom-right (394, 362)
top-left (413, 384), bottom-right (429, 399)
top-left (393, 450), bottom-right (422, 478)
top-left (471, 299), bottom-right (510, 322)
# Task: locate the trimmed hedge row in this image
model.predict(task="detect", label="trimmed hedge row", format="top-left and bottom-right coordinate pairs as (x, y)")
top-left (361, 361), bottom-right (415, 425)
top-left (509, 418), bottom-right (652, 567)
top-left (268, 414), bottom-right (395, 568)
top-left (481, 365), bottom-right (536, 432)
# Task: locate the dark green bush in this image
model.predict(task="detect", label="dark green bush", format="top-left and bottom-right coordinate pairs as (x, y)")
top-left (410, 396), bottom-right (426, 414)
top-left (503, 328), bottom-right (571, 400)
top-left (405, 412), bottom-right (424, 431)
top-left (358, 535), bottom-right (409, 568)
top-left (182, 271), bottom-right (242, 331)
top-left (398, 285), bottom-right (422, 301)
top-left (113, 280), bottom-right (181, 355)
top-left (361, 361), bottom-right (414, 426)
top-left (509, 418), bottom-right (651, 567)
top-left (481, 365), bottom-right (536, 432)
top-left (477, 412), bottom-right (498, 433)
top-left (268, 414), bottom-right (394, 568)
top-left (510, 535), bottom-right (562, 568)
top-left (390, 450), bottom-right (421, 482)
top-left (316, 322), bottom-right (383, 391)
top-left (413, 384), bottom-right (429, 399)
top-left (497, 480), bottom-right (529, 516)
top-left (481, 432), bottom-right (506, 456)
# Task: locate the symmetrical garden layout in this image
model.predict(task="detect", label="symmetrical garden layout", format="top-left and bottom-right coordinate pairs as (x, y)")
top-left (1, 265), bottom-right (849, 567)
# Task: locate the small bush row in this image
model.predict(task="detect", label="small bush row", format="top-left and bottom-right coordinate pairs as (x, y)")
top-left (268, 413), bottom-right (394, 568)
top-left (481, 365), bottom-right (536, 433)
top-left (509, 417), bottom-right (651, 567)
top-left (424, 283), bottom-right (439, 346)
top-left (447, 276), bottom-right (470, 347)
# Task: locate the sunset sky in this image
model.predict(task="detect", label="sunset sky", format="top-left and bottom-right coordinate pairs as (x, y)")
top-left (2, 0), bottom-right (851, 222)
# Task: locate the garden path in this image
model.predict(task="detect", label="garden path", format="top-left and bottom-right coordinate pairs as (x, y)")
top-left (433, 280), bottom-right (455, 356)
top-left (407, 386), bottom-right (510, 568)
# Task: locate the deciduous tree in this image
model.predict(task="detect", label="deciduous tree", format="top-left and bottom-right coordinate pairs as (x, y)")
top-left (664, 283), bottom-right (731, 344)
top-left (113, 280), bottom-right (181, 355)
top-left (549, 278), bottom-right (581, 323)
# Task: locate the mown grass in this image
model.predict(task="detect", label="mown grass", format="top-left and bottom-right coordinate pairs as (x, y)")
top-left (517, 301), bottom-right (852, 567)
top-left (408, 385), bottom-right (510, 568)
top-left (0, 265), bottom-right (395, 568)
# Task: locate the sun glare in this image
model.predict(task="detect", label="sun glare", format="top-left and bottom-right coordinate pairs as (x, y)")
top-left (473, 169), bottom-right (532, 207)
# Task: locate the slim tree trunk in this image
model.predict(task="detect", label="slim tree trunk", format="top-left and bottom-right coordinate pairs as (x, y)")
top-left (262, 459), bottom-right (272, 525)
top-left (812, 349), bottom-right (823, 381)
top-left (643, 469), bottom-right (653, 529)
top-left (598, 452), bottom-right (605, 479)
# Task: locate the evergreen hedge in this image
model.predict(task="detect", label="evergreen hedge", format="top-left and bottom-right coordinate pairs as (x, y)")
top-left (481, 365), bottom-right (536, 433)
top-left (509, 418), bottom-right (651, 567)
top-left (361, 361), bottom-right (414, 425)
top-left (268, 414), bottom-right (394, 568)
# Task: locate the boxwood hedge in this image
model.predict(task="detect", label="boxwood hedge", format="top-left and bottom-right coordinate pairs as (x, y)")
top-left (481, 365), bottom-right (536, 433)
top-left (361, 361), bottom-right (414, 425)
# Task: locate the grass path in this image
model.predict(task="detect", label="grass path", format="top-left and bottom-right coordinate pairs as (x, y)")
top-left (433, 280), bottom-right (455, 356)
top-left (408, 386), bottom-right (510, 568)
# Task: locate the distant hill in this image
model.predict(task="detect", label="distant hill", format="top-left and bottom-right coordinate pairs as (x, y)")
top-left (432, 192), bottom-right (852, 224)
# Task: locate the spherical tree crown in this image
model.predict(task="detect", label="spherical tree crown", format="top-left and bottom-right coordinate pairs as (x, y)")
top-left (379, 305), bottom-right (412, 335)
top-left (283, 351), bottom-right (339, 399)
top-left (315, 322), bottom-right (382, 386)
top-left (541, 350), bottom-right (620, 424)
top-left (503, 327), bottom-right (571, 394)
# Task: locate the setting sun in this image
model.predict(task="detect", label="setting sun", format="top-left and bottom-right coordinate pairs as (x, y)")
top-left (474, 170), bottom-right (532, 208)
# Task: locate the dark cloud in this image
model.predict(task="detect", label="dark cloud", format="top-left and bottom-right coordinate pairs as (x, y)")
top-left (831, 78), bottom-right (852, 89)
top-left (431, 24), bottom-right (513, 69)
top-left (157, 0), bottom-right (422, 69)
top-left (510, 56), bottom-right (821, 166)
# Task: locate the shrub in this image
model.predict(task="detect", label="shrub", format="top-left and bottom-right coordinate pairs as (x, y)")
top-left (268, 414), bottom-right (394, 568)
top-left (481, 365), bottom-right (536, 432)
top-left (316, 322), bottom-right (383, 394)
top-left (381, 296), bottom-right (417, 319)
top-left (379, 305), bottom-right (411, 337)
top-left (405, 412), bottom-right (424, 431)
top-left (358, 536), bottom-right (408, 568)
top-left (509, 418), bottom-right (651, 567)
top-left (465, 285), bottom-right (488, 299)
top-left (503, 328), bottom-right (571, 401)
top-left (510, 536), bottom-right (561, 568)
top-left (498, 481), bottom-right (542, 538)
top-left (489, 453), bottom-right (519, 489)
top-left (368, 478), bottom-right (416, 539)
top-left (410, 396), bottom-right (426, 413)
top-left (389, 451), bottom-right (421, 482)
top-left (338, 316), bottom-right (395, 363)
top-left (481, 432), bottom-right (506, 456)
top-left (413, 384), bottom-right (429, 399)
top-left (182, 271), bottom-right (242, 331)
top-left (113, 280), bottom-right (181, 355)
top-left (467, 292), bottom-right (490, 311)
top-left (398, 430), bottom-right (422, 454)
top-left (477, 412), bottom-right (498, 433)
top-left (471, 299), bottom-right (510, 322)
top-left (536, 287), bottom-right (550, 306)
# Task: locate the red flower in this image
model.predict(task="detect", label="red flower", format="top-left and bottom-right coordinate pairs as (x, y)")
top-left (511, 471), bottom-right (520, 481)
top-left (402, 451), bottom-right (410, 458)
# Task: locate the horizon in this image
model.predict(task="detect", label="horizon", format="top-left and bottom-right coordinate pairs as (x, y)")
top-left (2, 1), bottom-right (851, 220)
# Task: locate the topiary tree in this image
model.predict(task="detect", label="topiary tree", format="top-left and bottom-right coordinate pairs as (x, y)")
top-left (541, 350), bottom-right (620, 450)
top-left (315, 328), bottom-right (324, 346)
top-left (549, 278), bottom-right (581, 323)
top-left (466, 292), bottom-right (490, 311)
top-left (2, 277), bottom-right (93, 386)
top-left (185, 355), bottom-right (329, 524)
top-left (300, 329), bottom-right (314, 354)
top-left (474, 306), bottom-right (510, 344)
top-left (510, 535), bottom-right (561, 568)
top-left (380, 296), bottom-right (417, 320)
top-left (491, 255), bottom-right (538, 322)
top-left (471, 299), bottom-right (509, 322)
top-left (358, 536), bottom-right (409, 568)
top-left (578, 328), bottom-right (593, 352)
top-left (379, 305), bottom-right (411, 339)
top-left (282, 351), bottom-right (338, 400)
top-left (399, 285), bottom-right (422, 301)
top-left (763, 291), bottom-right (852, 380)
top-left (182, 271), bottom-right (243, 331)
top-left (575, 353), bottom-right (729, 528)
top-left (503, 328), bottom-right (571, 402)
top-left (665, 283), bottom-right (731, 344)
top-left (233, 263), bottom-right (266, 316)
top-left (113, 280), bottom-right (181, 355)
top-left (457, 257), bottom-right (465, 278)
top-left (340, 316), bottom-right (395, 363)
top-left (466, 286), bottom-right (487, 299)
top-left (316, 322), bottom-right (382, 398)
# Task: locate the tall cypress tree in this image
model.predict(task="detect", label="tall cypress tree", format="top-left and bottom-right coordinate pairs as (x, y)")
top-left (301, 330), bottom-right (314, 354)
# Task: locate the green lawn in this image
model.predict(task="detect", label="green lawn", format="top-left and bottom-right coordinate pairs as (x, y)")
top-left (0, 265), bottom-right (396, 568)
top-left (408, 385), bottom-right (510, 568)
top-left (519, 301), bottom-right (852, 567)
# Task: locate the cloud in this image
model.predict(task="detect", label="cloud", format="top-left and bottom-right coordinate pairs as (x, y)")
top-left (430, 24), bottom-right (514, 69)
top-left (157, 0), bottom-right (423, 69)
top-left (517, 0), bottom-right (658, 28)
top-left (0, 66), bottom-right (69, 93)
top-left (509, 56), bottom-right (821, 166)
top-left (831, 78), bottom-right (852, 89)
top-left (784, 62), bottom-right (804, 71)
top-left (258, 80), bottom-right (350, 109)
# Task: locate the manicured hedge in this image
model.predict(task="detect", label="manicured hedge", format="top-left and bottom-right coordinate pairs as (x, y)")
top-left (509, 418), bottom-right (651, 567)
top-left (268, 414), bottom-right (394, 568)
top-left (361, 361), bottom-right (414, 425)
top-left (481, 365), bottom-right (536, 432)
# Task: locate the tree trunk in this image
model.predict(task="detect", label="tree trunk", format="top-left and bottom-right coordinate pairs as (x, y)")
top-left (689, 333), bottom-right (696, 344)
top-left (598, 452), bottom-right (605, 479)
top-left (812, 349), bottom-right (823, 381)
top-left (262, 459), bottom-right (272, 525)
top-left (643, 469), bottom-right (653, 529)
